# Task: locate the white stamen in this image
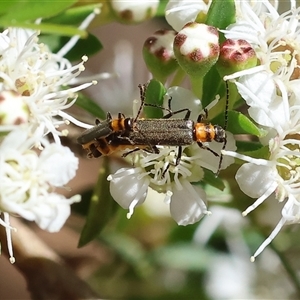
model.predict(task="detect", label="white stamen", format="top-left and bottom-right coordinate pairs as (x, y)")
top-left (3, 213), bottom-right (15, 264)
top-left (57, 7), bottom-right (101, 57)
top-left (242, 182), bottom-right (277, 216)
top-left (127, 199), bottom-right (139, 219)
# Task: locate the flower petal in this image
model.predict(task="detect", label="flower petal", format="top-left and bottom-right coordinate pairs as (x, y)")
top-left (33, 194), bottom-right (73, 232)
top-left (109, 168), bottom-right (149, 210)
top-left (165, 0), bottom-right (209, 32)
top-left (236, 163), bottom-right (277, 198)
top-left (39, 144), bottom-right (78, 186)
top-left (170, 179), bottom-right (208, 225)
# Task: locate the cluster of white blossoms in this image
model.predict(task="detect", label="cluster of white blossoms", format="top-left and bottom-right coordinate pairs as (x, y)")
top-left (107, 0), bottom-right (238, 227)
top-left (0, 11), bottom-right (99, 262)
top-left (108, 0), bottom-right (300, 260)
top-left (221, 0), bottom-right (300, 260)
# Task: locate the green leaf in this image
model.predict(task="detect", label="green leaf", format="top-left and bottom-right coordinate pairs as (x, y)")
top-left (168, 223), bottom-right (198, 242)
top-left (229, 145), bottom-right (270, 166)
top-left (75, 93), bottom-right (106, 120)
top-left (156, 0), bottom-right (168, 17)
top-left (72, 189), bottom-right (93, 216)
top-left (0, 22), bottom-right (86, 38)
top-left (243, 145), bottom-right (270, 160)
top-left (65, 33), bottom-right (103, 61)
top-left (0, 0), bottom-right (88, 37)
top-left (202, 65), bottom-right (223, 109)
top-left (101, 232), bottom-right (153, 277)
top-left (211, 110), bottom-right (265, 137)
top-left (206, 0), bottom-right (236, 30)
top-left (0, 1), bottom-right (18, 14)
top-left (202, 169), bottom-right (225, 191)
top-left (40, 33), bottom-right (103, 61)
top-left (0, 0), bottom-right (76, 22)
top-left (235, 140), bottom-right (263, 153)
top-left (144, 79), bottom-right (167, 118)
top-left (152, 243), bottom-right (211, 271)
top-left (78, 157), bottom-right (119, 247)
top-left (45, 3), bottom-right (100, 25)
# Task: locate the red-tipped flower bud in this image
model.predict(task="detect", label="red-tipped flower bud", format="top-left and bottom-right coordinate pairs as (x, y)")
top-left (143, 30), bottom-right (179, 82)
top-left (173, 22), bottom-right (219, 79)
top-left (217, 39), bottom-right (257, 77)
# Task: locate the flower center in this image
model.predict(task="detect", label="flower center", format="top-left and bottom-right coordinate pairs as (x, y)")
top-left (270, 40), bottom-right (300, 80)
top-left (15, 77), bottom-right (34, 96)
top-left (276, 134), bottom-right (300, 183)
top-left (137, 145), bottom-right (204, 191)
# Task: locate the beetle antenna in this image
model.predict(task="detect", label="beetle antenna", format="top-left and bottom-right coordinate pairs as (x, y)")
top-left (216, 81), bottom-right (229, 176)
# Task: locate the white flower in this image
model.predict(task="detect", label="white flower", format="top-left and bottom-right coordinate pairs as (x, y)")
top-left (223, 1), bottom-right (300, 133)
top-left (0, 129), bottom-right (80, 261)
top-left (231, 71), bottom-right (287, 133)
top-left (108, 147), bottom-right (210, 225)
top-left (165, 0), bottom-right (211, 32)
top-left (0, 9), bottom-right (104, 263)
top-left (108, 129), bottom-right (236, 225)
top-left (0, 20), bottom-right (98, 140)
top-left (223, 126), bottom-right (300, 260)
top-left (107, 85), bottom-right (236, 224)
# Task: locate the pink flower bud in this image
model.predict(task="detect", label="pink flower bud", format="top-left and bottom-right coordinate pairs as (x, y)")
top-left (217, 39), bottom-right (257, 77)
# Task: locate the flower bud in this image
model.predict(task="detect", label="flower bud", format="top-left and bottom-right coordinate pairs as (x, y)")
top-left (143, 30), bottom-right (179, 82)
top-left (173, 22), bottom-right (219, 79)
top-left (109, 0), bottom-right (159, 24)
top-left (217, 39), bottom-right (257, 77)
top-left (0, 90), bottom-right (29, 125)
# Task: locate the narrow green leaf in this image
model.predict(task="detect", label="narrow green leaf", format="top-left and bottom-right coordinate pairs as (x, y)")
top-left (206, 0), bottom-right (235, 44)
top-left (202, 65), bottom-right (223, 109)
top-left (45, 4), bottom-right (101, 25)
top-left (235, 140), bottom-right (263, 153)
top-left (72, 189), bottom-right (93, 216)
top-left (152, 243), bottom-right (211, 271)
top-left (229, 145), bottom-right (270, 166)
top-left (0, 21), bottom-right (86, 38)
top-left (75, 93), bottom-right (106, 120)
top-left (227, 111), bottom-right (265, 136)
top-left (168, 223), bottom-right (198, 242)
top-left (41, 33), bottom-right (103, 61)
top-left (0, 0), bottom-right (18, 14)
top-left (211, 110), bottom-right (265, 137)
top-left (78, 157), bottom-right (118, 247)
top-left (206, 0), bottom-right (236, 30)
top-left (201, 169), bottom-right (225, 191)
top-left (65, 33), bottom-right (103, 61)
top-left (101, 232), bottom-right (153, 276)
top-left (243, 145), bottom-right (270, 160)
top-left (144, 79), bottom-right (167, 118)
top-left (156, 0), bottom-right (168, 17)
top-left (0, 0), bottom-right (76, 22)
